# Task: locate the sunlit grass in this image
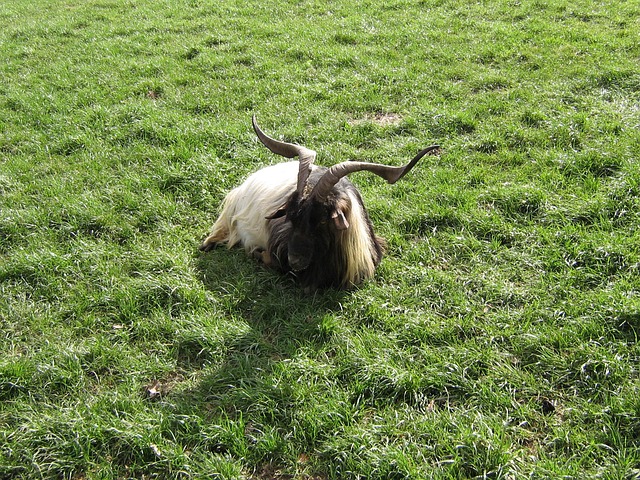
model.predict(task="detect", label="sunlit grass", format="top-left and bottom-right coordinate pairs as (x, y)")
top-left (1, 0), bottom-right (639, 478)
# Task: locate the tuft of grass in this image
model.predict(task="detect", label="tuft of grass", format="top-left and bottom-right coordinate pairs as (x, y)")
top-left (2, 0), bottom-right (640, 478)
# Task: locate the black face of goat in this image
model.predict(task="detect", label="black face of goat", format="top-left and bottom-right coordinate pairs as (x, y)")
top-left (277, 195), bottom-right (322, 273)
top-left (266, 173), bottom-right (384, 291)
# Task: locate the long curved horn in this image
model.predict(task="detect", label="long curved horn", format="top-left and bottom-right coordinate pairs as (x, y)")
top-left (310, 145), bottom-right (440, 202)
top-left (252, 115), bottom-right (317, 196)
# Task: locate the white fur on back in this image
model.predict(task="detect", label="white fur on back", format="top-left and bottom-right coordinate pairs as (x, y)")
top-left (211, 161), bottom-right (301, 252)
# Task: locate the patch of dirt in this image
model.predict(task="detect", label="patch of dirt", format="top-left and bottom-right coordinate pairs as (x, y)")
top-left (348, 112), bottom-right (403, 126)
top-left (248, 462), bottom-right (327, 480)
top-left (142, 372), bottom-right (185, 400)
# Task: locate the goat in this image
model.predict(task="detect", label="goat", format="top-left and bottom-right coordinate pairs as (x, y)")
top-left (200, 116), bottom-right (439, 291)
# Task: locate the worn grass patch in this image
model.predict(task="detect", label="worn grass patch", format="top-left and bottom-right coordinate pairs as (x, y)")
top-left (1, 0), bottom-right (639, 478)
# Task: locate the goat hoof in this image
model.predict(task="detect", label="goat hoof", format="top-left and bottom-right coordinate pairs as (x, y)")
top-left (199, 242), bottom-right (216, 252)
top-left (252, 248), bottom-right (271, 266)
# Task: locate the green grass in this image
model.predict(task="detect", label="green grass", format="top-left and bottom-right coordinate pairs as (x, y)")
top-left (1, 0), bottom-right (639, 478)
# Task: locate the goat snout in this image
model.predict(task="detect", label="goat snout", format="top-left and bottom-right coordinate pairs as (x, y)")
top-left (288, 253), bottom-right (311, 272)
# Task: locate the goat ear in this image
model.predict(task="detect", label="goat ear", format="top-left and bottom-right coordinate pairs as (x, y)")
top-left (331, 209), bottom-right (350, 230)
top-left (266, 205), bottom-right (287, 220)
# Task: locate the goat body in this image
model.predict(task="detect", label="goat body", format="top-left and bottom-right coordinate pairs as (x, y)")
top-left (200, 116), bottom-right (439, 291)
top-left (202, 161), bottom-right (298, 254)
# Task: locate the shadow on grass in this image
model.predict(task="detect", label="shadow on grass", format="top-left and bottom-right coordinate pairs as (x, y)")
top-left (192, 245), bottom-right (346, 331)
top-left (168, 248), bottom-right (347, 450)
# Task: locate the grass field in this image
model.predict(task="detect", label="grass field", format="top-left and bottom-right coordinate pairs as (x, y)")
top-left (1, 0), bottom-right (639, 478)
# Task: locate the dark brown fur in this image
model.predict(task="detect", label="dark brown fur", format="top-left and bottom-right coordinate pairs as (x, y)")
top-left (265, 169), bottom-right (384, 291)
